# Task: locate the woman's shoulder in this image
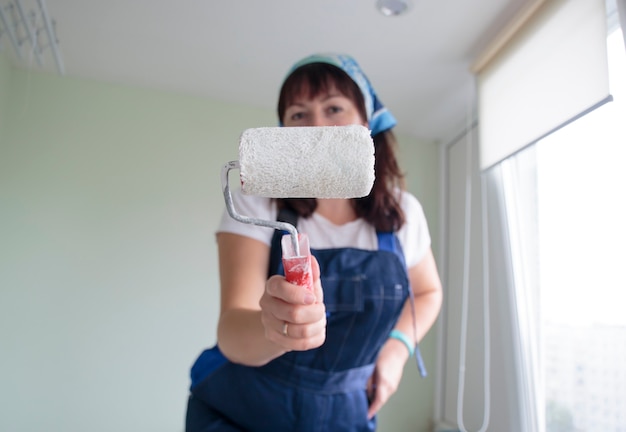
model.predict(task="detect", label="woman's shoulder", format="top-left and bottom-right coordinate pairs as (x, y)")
top-left (396, 189), bottom-right (431, 267)
top-left (398, 189), bottom-right (425, 219)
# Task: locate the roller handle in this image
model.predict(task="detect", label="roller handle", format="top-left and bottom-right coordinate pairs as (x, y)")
top-left (222, 161), bottom-right (311, 288)
top-left (222, 160), bottom-right (300, 254)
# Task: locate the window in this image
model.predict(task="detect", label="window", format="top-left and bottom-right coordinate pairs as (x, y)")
top-left (536, 27), bottom-right (626, 432)
top-left (436, 3), bottom-right (624, 431)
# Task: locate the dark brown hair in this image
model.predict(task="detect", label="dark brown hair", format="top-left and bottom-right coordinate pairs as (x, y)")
top-left (277, 63), bottom-right (406, 232)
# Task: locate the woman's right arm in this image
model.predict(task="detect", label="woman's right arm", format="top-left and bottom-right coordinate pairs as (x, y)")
top-left (216, 232), bottom-right (326, 367)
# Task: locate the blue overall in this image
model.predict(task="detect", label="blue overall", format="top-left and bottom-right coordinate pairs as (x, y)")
top-left (186, 230), bottom-right (409, 432)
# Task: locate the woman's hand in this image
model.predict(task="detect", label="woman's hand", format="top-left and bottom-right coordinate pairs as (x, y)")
top-left (366, 338), bottom-right (410, 419)
top-left (259, 255), bottom-right (326, 351)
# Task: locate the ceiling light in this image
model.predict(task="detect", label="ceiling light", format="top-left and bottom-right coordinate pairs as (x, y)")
top-left (376, 0), bottom-right (412, 16)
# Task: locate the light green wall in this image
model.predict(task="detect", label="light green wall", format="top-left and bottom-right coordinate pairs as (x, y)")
top-left (382, 134), bottom-right (441, 432)
top-left (0, 57), bottom-right (440, 432)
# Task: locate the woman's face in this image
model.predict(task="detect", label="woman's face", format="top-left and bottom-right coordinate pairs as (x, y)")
top-left (282, 85), bottom-right (367, 128)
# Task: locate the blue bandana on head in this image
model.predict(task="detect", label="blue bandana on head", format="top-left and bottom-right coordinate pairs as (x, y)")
top-left (282, 53), bottom-right (397, 135)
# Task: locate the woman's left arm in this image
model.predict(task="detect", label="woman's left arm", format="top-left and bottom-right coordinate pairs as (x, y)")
top-left (367, 247), bottom-right (443, 419)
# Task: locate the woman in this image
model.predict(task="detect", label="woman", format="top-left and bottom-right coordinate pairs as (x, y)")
top-left (186, 53), bottom-right (443, 431)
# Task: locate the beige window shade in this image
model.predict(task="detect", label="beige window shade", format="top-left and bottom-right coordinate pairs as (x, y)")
top-left (476, 0), bottom-right (611, 171)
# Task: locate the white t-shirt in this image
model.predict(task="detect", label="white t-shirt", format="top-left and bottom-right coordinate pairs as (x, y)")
top-left (217, 190), bottom-right (432, 268)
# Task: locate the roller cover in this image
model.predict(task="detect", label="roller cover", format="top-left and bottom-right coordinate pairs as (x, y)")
top-left (239, 125), bottom-right (375, 198)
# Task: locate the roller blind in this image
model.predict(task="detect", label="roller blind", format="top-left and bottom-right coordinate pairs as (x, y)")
top-left (476, 0), bottom-right (610, 171)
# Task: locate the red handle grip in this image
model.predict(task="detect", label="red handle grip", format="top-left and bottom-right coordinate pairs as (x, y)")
top-left (283, 255), bottom-right (313, 291)
top-left (281, 233), bottom-right (313, 291)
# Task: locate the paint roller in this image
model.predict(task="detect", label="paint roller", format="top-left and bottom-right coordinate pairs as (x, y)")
top-left (221, 124), bottom-right (375, 287)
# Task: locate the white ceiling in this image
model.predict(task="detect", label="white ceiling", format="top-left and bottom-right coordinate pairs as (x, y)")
top-left (3, 0), bottom-right (528, 144)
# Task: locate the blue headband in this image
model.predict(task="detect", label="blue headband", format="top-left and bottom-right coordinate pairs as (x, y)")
top-left (282, 53), bottom-right (397, 135)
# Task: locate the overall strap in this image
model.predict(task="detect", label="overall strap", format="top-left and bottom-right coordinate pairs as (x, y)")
top-left (376, 231), bottom-right (407, 267)
top-left (376, 231), bottom-right (395, 252)
top-left (376, 230), bottom-right (427, 377)
top-left (268, 207), bottom-right (299, 278)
